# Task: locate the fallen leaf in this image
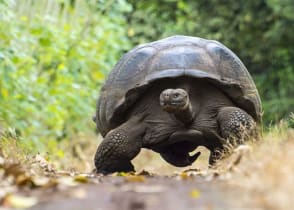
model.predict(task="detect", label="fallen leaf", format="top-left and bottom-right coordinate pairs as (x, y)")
top-left (3, 194), bottom-right (38, 208)
top-left (190, 189), bottom-right (201, 199)
top-left (180, 172), bottom-right (190, 180)
top-left (115, 172), bottom-right (134, 177)
top-left (125, 175), bottom-right (145, 182)
top-left (74, 174), bottom-right (89, 183)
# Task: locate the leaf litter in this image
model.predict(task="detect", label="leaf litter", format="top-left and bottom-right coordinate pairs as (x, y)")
top-left (0, 127), bottom-right (293, 210)
top-left (0, 151), bottom-right (97, 209)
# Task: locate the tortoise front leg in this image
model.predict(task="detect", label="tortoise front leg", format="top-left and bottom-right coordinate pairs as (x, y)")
top-left (94, 115), bottom-right (147, 174)
top-left (207, 106), bottom-right (256, 166)
top-left (217, 107), bottom-right (256, 144)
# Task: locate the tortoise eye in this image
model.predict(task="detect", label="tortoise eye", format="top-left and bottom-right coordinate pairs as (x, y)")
top-left (173, 93), bottom-right (179, 98)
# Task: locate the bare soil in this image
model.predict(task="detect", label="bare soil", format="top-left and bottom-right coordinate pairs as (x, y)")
top-left (1, 127), bottom-right (293, 210)
top-left (26, 175), bottom-right (259, 210)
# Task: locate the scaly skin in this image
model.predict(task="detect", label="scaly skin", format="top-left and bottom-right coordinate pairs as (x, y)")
top-left (217, 106), bottom-right (256, 144)
top-left (94, 115), bottom-right (147, 174)
top-left (203, 107), bottom-right (256, 165)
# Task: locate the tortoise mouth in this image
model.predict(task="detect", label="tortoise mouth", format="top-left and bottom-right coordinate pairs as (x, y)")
top-left (160, 100), bottom-right (186, 107)
top-left (170, 101), bottom-right (184, 105)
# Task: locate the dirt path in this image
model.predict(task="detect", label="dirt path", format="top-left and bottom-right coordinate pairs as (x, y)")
top-left (2, 131), bottom-right (293, 210)
top-left (24, 175), bottom-right (259, 210)
top-left (0, 148), bottom-right (263, 210)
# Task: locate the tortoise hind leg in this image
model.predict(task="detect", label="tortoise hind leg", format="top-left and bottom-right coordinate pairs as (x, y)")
top-left (208, 107), bottom-right (256, 166)
top-left (94, 115), bottom-right (147, 174)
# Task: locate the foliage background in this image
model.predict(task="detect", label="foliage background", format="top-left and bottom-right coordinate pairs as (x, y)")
top-left (0, 0), bottom-right (293, 154)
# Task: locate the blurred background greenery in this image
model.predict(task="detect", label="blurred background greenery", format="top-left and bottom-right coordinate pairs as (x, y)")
top-left (0, 0), bottom-right (293, 153)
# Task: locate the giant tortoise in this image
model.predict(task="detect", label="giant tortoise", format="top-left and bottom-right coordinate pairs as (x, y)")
top-left (93, 35), bottom-right (262, 174)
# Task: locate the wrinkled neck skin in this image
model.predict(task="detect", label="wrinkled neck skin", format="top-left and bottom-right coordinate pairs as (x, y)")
top-left (171, 99), bottom-right (194, 126)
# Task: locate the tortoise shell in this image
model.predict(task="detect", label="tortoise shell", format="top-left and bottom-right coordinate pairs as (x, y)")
top-left (96, 36), bottom-right (262, 136)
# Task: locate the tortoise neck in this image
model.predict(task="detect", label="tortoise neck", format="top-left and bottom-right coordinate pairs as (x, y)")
top-left (173, 102), bottom-right (194, 126)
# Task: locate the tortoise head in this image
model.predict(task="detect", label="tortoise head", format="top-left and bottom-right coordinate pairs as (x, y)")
top-left (159, 88), bottom-right (190, 113)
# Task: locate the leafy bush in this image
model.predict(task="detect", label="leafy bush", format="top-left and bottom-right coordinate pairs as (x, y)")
top-left (0, 0), bottom-right (131, 150)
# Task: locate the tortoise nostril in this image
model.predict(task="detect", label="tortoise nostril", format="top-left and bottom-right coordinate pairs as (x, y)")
top-left (163, 93), bottom-right (169, 100)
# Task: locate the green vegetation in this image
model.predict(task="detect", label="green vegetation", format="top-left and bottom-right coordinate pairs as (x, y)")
top-left (0, 0), bottom-right (293, 154)
top-left (0, 0), bottom-right (131, 151)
